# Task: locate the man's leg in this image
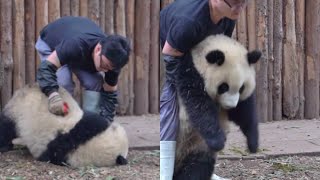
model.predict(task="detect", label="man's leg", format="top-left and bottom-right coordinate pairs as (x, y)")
top-left (160, 81), bottom-right (180, 180)
top-left (35, 36), bottom-right (75, 95)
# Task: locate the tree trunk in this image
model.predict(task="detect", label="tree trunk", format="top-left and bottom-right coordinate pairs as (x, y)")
top-left (149, 0), bottom-right (160, 114)
top-left (126, 0), bottom-right (135, 115)
top-left (305, 1), bottom-right (320, 119)
top-left (60, 0), bottom-right (71, 17)
top-left (267, 0), bottom-right (273, 121)
top-left (272, 0), bottom-right (283, 121)
top-left (295, 0), bottom-right (305, 119)
top-left (48, 0), bottom-right (60, 22)
top-left (282, 0), bottom-right (299, 119)
top-left (115, 0), bottom-right (129, 114)
top-left (13, 0), bottom-right (25, 91)
top-left (134, 1), bottom-right (150, 115)
top-left (79, 0), bottom-right (88, 17)
top-left (35, 0), bottom-right (48, 69)
top-left (256, 0), bottom-right (269, 122)
top-left (25, 0), bottom-right (36, 85)
top-left (237, 10), bottom-right (247, 47)
top-left (0, 0), bottom-right (13, 107)
top-left (88, 0), bottom-right (100, 25)
top-left (70, 0), bottom-right (80, 16)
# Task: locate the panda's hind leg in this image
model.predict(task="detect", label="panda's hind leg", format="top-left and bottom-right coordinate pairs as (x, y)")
top-left (0, 113), bottom-right (17, 152)
top-left (173, 152), bottom-right (215, 180)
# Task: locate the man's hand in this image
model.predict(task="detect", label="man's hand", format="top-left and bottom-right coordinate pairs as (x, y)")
top-left (48, 92), bottom-right (69, 116)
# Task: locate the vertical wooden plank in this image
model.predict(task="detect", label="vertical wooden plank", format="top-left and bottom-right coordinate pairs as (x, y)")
top-left (161, 0), bottom-right (173, 9)
top-left (35, 0), bottom-right (48, 69)
top-left (256, 0), bottom-right (269, 122)
top-left (295, 0), bottom-right (305, 119)
top-left (134, 1), bottom-right (151, 115)
top-left (25, 0), bottom-right (36, 84)
top-left (0, 0), bottom-right (13, 107)
top-left (126, 0), bottom-right (135, 115)
top-left (71, 0), bottom-right (80, 16)
top-left (114, 0), bottom-right (129, 114)
top-left (99, 0), bottom-right (105, 32)
top-left (80, 0), bottom-right (88, 17)
top-left (267, 0), bottom-right (273, 121)
top-left (88, 0), bottom-right (100, 25)
top-left (283, 0), bottom-right (299, 119)
top-left (48, 0), bottom-right (60, 22)
top-left (305, 1), bottom-right (320, 119)
top-left (272, 0), bottom-right (283, 121)
top-left (13, 0), bottom-right (25, 91)
top-left (247, 0), bottom-right (256, 51)
top-left (149, 0), bottom-right (160, 114)
top-left (237, 9), bottom-right (247, 47)
top-left (105, 0), bottom-right (114, 34)
top-left (60, 0), bottom-right (71, 17)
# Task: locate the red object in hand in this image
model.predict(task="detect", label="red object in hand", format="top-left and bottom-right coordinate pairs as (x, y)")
top-left (63, 102), bottom-right (69, 115)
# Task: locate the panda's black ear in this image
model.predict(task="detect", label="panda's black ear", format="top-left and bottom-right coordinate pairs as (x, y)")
top-left (206, 50), bottom-right (225, 66)
top-left (247, 50), bottom-right (262, 64)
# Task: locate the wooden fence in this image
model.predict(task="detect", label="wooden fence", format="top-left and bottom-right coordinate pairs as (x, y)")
top-left (0, 0), bottom-right (160, 115)
top-left (160, 0), bottom-right (320, 122)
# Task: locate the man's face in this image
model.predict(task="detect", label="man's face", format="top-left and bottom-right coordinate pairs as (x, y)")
top-left (217, 0), bottom-right (248, 20)
top-left (93, 43), bottom-right (114, 72)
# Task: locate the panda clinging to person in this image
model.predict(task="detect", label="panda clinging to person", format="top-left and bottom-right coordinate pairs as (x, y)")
top-left (174, 34), bottom-right (261, 180)
top-left (0, 83), bottom-right (128, 168)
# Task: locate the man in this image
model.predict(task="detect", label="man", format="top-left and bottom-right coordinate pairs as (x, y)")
top-left (160, 0), bottom-right (250, 179)
top-left (36, 16), bottom-right (130, 121)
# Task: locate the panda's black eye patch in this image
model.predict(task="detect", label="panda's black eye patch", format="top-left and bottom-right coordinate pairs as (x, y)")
top-left (205, 50), bottom-right (225, 66)
top-left (239, 85), bottom-right (245, 93)
top-left (218, 83), bottom-right (229, 94)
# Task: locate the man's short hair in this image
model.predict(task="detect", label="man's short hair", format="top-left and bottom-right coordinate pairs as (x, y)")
top-left (100, 35), bottom-right (131, 70)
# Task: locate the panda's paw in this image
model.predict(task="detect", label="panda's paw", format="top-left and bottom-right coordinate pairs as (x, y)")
top-left (247, 136), bottom-right (258, 153)
top-left (205, 129), bottom-right (226, 151)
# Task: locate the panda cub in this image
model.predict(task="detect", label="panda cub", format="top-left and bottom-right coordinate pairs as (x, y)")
top-left (174, 34), bottom-right (261, 180)
top-left (0, 84), bottom-right (128, 168)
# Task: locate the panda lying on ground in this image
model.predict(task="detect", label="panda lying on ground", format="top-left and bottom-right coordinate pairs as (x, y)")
top-left (174, 34), bottom-right (261, 180)
top-left (0, 84), bottom-right (128, 168)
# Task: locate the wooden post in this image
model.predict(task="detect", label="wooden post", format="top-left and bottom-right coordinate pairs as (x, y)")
top-left (60, 0), bottom-right (71, 17)
top-left (115, 0), bottom-right (129, 114)
top-left (134, 1), bottom-right (151, 115)
top-left (35, 0), bottom-right (48, 69)
top-left (0, 0), bottom-right (13, 107)
top-left (295, 0), bottom-right (305, 119)
top-left (48, 0), bottom-right (60, 22)
top-left (282, 0), bottom-right (299, 119)
top-left (13, 0), bottom-right (25, 91)
top-left (272, 0), bottom-right (283, 121)
top-left (126, 0), bottom-right (135, 115)
top-left (88, 0), bottom-right (100, 25)
top-left (25, 0), bottom-right (36, 84)
top-left (80, 0), bottom-right (88, 17)
top-left (99, 0), bottom-right (105, 32)
top-left (71, 0), bottom-right (80, 16)
top-left (255, 0), bottom-right (269, 122)
top-left (237, 9), bottom-right (247, 47)
top-left (267, 0), bottom-right (274, 121)
top-left (247, 0), bottom-right (256, 51)
top-left (149, 0), bottom-right (160, 114)
top-left (105, 0), bottom-right (114, 34)
top-left (305, 1), bottom-right (320, 119)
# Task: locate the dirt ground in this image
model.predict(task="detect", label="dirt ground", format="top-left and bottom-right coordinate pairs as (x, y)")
top-left (0, 149), bottom-right (159, 180)
top-left (215, 155), bottom-right (320, 180)
top-left (1, 149), bottom-right (320, 180)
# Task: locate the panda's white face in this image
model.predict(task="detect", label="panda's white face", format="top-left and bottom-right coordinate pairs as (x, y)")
top-left (191, 35), bottom-right (261, 109)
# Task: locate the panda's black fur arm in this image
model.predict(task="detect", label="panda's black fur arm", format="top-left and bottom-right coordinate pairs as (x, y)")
top-left (0, 113), bottom-right (17, 152)
top-left (176, 54), bottom-right (225, 151)
top-left (38, 111), bottom-right (111, 165)
top-left (227, 94), bottom-right (259, 153)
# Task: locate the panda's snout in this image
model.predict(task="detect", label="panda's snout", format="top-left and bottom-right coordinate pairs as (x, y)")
top-left (219, 93), bottom-right (239, 109)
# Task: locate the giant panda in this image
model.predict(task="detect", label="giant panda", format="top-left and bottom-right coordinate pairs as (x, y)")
top-left (174, 34), bottom-right (261, 180)
top-left (0, 83), bottom-right (129, 168)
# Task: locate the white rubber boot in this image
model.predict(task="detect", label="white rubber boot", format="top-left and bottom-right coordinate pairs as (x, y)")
top-left (211, 174), bottom-right (231, 180)
top-left (82, 90), bottom-right (101, 113)
top-left (160, 141), bottom-right (176, 180)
